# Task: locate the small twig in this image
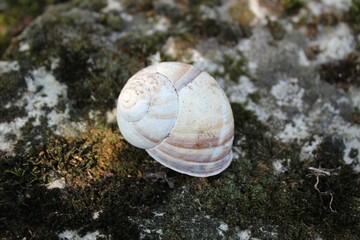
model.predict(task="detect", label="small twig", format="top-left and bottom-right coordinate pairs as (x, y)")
top-left (314, 174), bottom-right (321, 192)
top-left (308, 166), bottom-right (337, 213)
top-left (308, 167), bottom-right (331, 176)
top-left (328, 192), bottom-right (336, 213)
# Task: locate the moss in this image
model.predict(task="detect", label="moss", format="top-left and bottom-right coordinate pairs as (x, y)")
top-left (319, 12), bottom-right (340, 26)
top-left (280, 0), bottom-right (304, 15)
top-left (319, 53), bottom-right (360, 89)
top-left (189, 0), bottom-right (222, 8)
top-left (352, 111), bottom-right (360, 124)
top-left (56, 47), bottom-right (93, 83)
top-left (0, 71), bottom-right (26, 108)
top-left (267, 20), bottom-right (286, 40)
top-left (0, 0), bottom-right (71, 57)
top-left (1, 107), bottom-right (359, 239)
top-left (215, 54), bottom-right (250, 82)
top-left (0, 106), bottom-right (27, 122)
top-left (0, 72), bottom-right (26, 122)
top-left (31, 127), bottom-right (148, 187)
top-left (118, 33), bottom-right (169, 62)
top-left (98, 11), bottom-right (123, 31)
top-left (122, 0), bottom-right (153, 12)
top-left (191, 19), bottom-right (243, 45)
top-left (0, 125), bottom-right (172, 238)
top-left (248, 91), bottom-right (261, 104)
top-left (137, 104), bottom-right (360, 239)
top-left (74, 0), bottom-right (107, 11)
top-left (1, 1), bottom-right (360, 239)
top-left (0, 164), bottom-right (169, 239)
top-left (349, 0), bottom-right (360, 25)
top-left (231, 103), bottom-right (268, 146)
top-left (15, 1), bottom-right (172, 120)
top-left (52, 31), bottom-right (170, 121)
top-left (155, 0), bottom-right (245, 43)
top-left (0, 28), bottom-right (12, 59)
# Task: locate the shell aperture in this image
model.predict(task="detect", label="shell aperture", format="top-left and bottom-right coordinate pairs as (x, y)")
top-left (117, 62), bottom-right (234, 177)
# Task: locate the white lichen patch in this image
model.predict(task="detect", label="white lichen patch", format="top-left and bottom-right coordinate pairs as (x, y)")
top-left (191, 49), bottom-right (222, 74)
top-left (217, 221), bottom-right (229, 236)
top-left (321, 0), bottom-right (352, 11)
top-left (46, 178), bottom-right (66, 189)
top-left (138, 226), bottom-right (163, 240)
top-left (228, 76), bottom-right (257, 103)
top-left (0, 61), bottom-right (19, 74)
top-left (56, 121), bottom-right (87, 138)
top-left (249, 0), bottom-right (278, 25)
top-left (23, 68), bottom-right (69, 126)
top-left (199, 4), bottom-right (218, 20)
top-left (236, 229), bottom-right (252, 240)
top-left (277, 115), bottom-right (310, 142)
top-left (92, 210), bottom-right (102, 220)
top-left (349, 87), bottom-right (360, 107)
top-left (153, 211), bottom-right (165, 217)
top-left (300, 135), bottom-right (323, 161)
top-left (298, 49), bottom-right (310, 67)
top-left (146, 16), bottom-right (170, 35)
top-left (0, 118), bottom-right (28, 151)
top-left (163, 37), bottom-right (224, 74)
top-left (309, 23), bottom-right (355, 64)
top-left (102, 0), bottom-right (123, 12)
top-left (0, 67), bottom-right (82, 152)
top-left (58, 230), bottom-right (105, 240)
top-left (343, 138), bottom-right (360, 173)
top-left (50, 57), bottom-right (60, 71)
top-left (271, 78), bottom-right (304, 110)
top-left (227, 18), bottom-right (360, 172)
top-left (307, 0), bottom-right (352, 15)
top-left (19, 42), bottom-right (30, 52)
top-left (148, 51), bottom-right (161, 65)
top-left (272, 159), bottom-right (290, 174)
top-left (106, 107), bottom-right (117, 124)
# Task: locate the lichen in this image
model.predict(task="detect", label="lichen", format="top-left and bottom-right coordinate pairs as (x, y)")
top-left (1, 102), bottom-right (359, 239)
top-left (0, 0), bottom-right (73, 57)
top-left (267, 20), bottom-right (286, 40)
top-left (1, 0), bottom-right (360, 239)
top-left (124, 104), bottom-right (360, 239)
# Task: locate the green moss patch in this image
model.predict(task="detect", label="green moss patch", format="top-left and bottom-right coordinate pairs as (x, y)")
top-left (0, 126), bottom-right (172, 238)
top-left (281, 0), bottom-right (304, 15)
top-left (349, 0), bottom-right (360, 26)
top-left (137, 104), bottom-right (360, 239)
top-left (1, 103), bottom-right (359, 239)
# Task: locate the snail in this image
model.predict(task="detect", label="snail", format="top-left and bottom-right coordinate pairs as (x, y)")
top-left (116, 62), bottom-right (234, 177)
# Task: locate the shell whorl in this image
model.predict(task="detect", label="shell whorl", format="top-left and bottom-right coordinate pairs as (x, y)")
top-left (117, 72), bottom-right (178, 149)
top-left (117, 62), bottom-right (234, 177)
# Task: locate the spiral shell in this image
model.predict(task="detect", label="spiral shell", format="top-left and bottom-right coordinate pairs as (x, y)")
top-left (117, 62), bottom-right (234, 177)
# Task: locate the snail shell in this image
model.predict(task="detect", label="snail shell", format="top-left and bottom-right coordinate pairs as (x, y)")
top-left (117, 62), bottom-right (234, 177)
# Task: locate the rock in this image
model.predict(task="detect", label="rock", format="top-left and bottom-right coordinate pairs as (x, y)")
top-left (0, 0), bottom-right (359, 239)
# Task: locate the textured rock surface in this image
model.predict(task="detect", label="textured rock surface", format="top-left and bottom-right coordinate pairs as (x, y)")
top-left (0, 0), bottom-right (359, 239)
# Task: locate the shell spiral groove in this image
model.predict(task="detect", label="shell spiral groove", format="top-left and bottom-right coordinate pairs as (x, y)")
top-left (117, 62), bottom-right (234, 177)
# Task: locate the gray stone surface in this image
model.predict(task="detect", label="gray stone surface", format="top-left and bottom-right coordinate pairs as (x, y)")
top-left (0, 0), bottom-right (359, 239)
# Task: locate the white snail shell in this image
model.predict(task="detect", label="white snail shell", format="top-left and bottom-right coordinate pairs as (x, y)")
top-left (116, 62), bottom-right (234, 177)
